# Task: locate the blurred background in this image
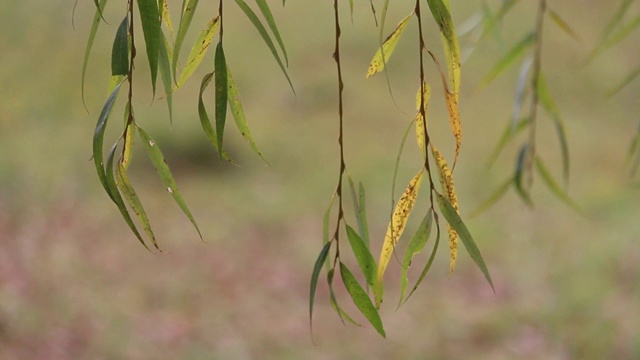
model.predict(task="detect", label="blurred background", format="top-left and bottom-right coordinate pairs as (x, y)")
top-left (1, 1), bottom-right (639, 359)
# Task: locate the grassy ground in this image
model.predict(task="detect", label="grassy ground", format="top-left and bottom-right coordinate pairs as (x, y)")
top-left (1, 1), bottom-right (639, 359)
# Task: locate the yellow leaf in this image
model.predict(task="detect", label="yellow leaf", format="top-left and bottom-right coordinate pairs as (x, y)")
top-left (375, 170), bottom-right (423, 306)
top-left (366, 13), bottom-right (413, 78)
top-left (414, 83), bottom-right (431, 153)
top-left (161, 0), bottom-right (174, 40)
top-left (445, 91), bottom-right (462, 170)
top-left (431, 145), bottom-right (459, 273)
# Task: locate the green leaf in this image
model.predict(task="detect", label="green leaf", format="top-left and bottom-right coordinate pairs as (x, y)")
top-left (233, 0), bottom-right (294, 93)
top-left (327, 268), bottom-right (361, 326)
top-left (469, 176), bottom-right (514, 218)
top-left (487, 117), bottom-right (530, 167)
top-left (309, 241), bottom-right (332, 335)
top-left (111, 16), bottom-right (129, 76)
top-left (93, 81), bottom-right (124, 199)
top-left (607, 63), bottom-right (640, 96)
top-left (158, 32), bottom-right (174, 124)
top-left (426, 0), bottom-right (461, 98)
top-left (398, 209), bottom-right (433, 306)
top-left (227, 66), bottom-right (267, 161)
top-left (82, 0), bottom-right (109, 109)
top-left (347, 175), bottom-right (369, 247)
top-left (172, 0), bottom-right (200, 80)
top-left (537, 76), bottom-right (570, 187)
top-left (404, 213), bottom-right (440, 303)
top-left (254, 0), bottom-right (288, 65)
top-left (176, 16), bottom-right (220, 89)
top-left (479, 32), bottom-right (535, 88)
top-left (345, 225), bottom-right (377, 289)
top-left (214, 42), bottom-right (228, 156)
top-left (106, 141), bottom-right (150, 250)
top-left (198, 73), bottom-right (232, 161)
top-left (547, 8), bottom-right (581, 42)
top-left (514, 144), bottom-right (533, 206)
top-left (137, 0), bottom-right (161, 95)
top-left (436, 193), bottom-right (494, 293)
top-left (137, 126), bottom-right (203, 240)
top-left (534, 156), bottom-right (583, 214)
top-left (322, 193), bottom-right (336, 271)
top-left (340, 262), bottom-right (386, 337)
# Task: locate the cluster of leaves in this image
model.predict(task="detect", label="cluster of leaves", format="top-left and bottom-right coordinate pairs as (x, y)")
top-left (84, 0), bottom-right (290, 250)
top-left (309, 0), bottom-right (493, 338)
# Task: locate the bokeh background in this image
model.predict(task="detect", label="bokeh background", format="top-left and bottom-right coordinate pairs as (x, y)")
top-left (1, 1), bottom-right (639, 359)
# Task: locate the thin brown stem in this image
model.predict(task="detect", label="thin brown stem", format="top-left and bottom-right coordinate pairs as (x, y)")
top-left (331, 0), bottom-right (345, 262)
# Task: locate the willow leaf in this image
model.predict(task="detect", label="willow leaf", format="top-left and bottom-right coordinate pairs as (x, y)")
top-left (469, 176), bottom-right (514, 218)
top-left (161, 0), bottom-right (174, 40)
top-left (158, 32), bottom-right (173, 124)
top-left (106, 142), bottom-right (149, 250)
top-left (375, 170), bottom-right (423, 307)
top-left (345, 225), bottom-right (377, 289)
top-left (404, 212), bottom-right (440, 304)
top-left (111, 16), bottom-right (129, 76)
top-left (340, 262), bottom-right (386, 337)
top-left (327, 268), bottom-right (361, 326)
top-left (117, 162), bottom-right (159, 250)
top-left (254, 0), bottom-right (288, 65)
top-left (414, 83), bottom-right (431, 155)
top-left (534, 156), bottom-right (583, 214)
top-left (479, 32), bottom-right (535, 88)
top-left (93, 81), bottom-right (124, 199)
top-left (82, 0), bottom-right (109, 108)
top-left (214, 42), bottom-right (228, 156)
top-left (432, 145), bottom-right (459, 273)
top-left (547, 8), bottom-right (581, 42)
top-left (607, 64), bottom-right (640, 96)
top-left (437, 193), bottom-right (495, 292)
top-left (537, 76), bottom-right (569, 186)
top-left (347, 176), bottom-right (370, 247)
top-left (487, 117), bottom-right (530, 166)
top-left (366, 12), bottom-right (413, 78)
top-left (309, 241), bottom-right (332, 335)
top-left (137, 0), bottom-right (161, 95)
top-left (198, 73), bottom-right (232, 161)
top-left (426, 0), bottom-right (461, 99)
top-left (398, 210), bottom-right (433, 306)
top-left (234, 0), bottom-right (294, 92)
top-left (444, 91), bottom-right (462, 170)
top-left (137, 126), bottom-right (203, 240)
top-left (514, 144), bottom-right (533, 206)
top-left (172, 0), bottom-right (200, 80)
top-left (227, 66), bottom-right (266, 161)
top-left (176, 16), bottom-right (220, 89)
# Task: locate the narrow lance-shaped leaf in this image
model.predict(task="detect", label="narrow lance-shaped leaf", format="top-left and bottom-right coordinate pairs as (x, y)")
top-left (345, 225), bottom-right (377, 289)
top-left (309, 241), bottom-right (332, 336)
top-left (405, 213), bottom-right (441, 303)
top-left (426, 0), bottom-right (461, 99)
top-left (436, 193), bottom-right (495, 292)
top-left (106, 141), bottom-right (150, 250)
top-left (158, 32), bottom-right (174, 124)
top-left (254, 0), bottom-right (289, 65)
top-left (469, 176), bottom-right (514, 218)
top-left (511, 57), bottom-right (533, 130)
top-left (537, 76), bottom-right (570, 187)
top-left (137, 126), bottom-right (203, 240)
top-left (607, 64), bottom-right (640, 96)
top-left (479, 32), bottom-right (535, 88)
top-left (227, 65), bottom-right (267, 161)
top-left (444, 90), bottom-right (462, 170)
top-left (327, 268), bottom-right (361, 327)
top-left (137, 0), bottom-right (161, 95)
top-left (161, 0), bottom-right (174, 40)
top-left (398, 209), bottom-right (433, 306)
top-left (347, 175), bottom-right (369, 247)
top-left (375, 170), bottom-right (423, 307)
top-left (322, 193), bottom-right (336, 271)
top-left (111, 16), bottom-right (129, 76)
top-left (214, 41), bottom-right (228, 155)
top-left (547, 8), bottom-right (581, 42)
top-left (414, 83), bottom-right (431, 155)
top-left (340, 262), bottom-right (386, 337)
top-left (82, 0), bottom-right (109, 108)
top-left (487, 117), bottom-right (530, 167)
top-left (93, 81), bottom-right (124, 199)
top-left (514, 144), bottom-right (533, 206)
top-left (176, 16), bottom-right (220, 89)
top-left (366, 12), bottom-right (413, 78)
top-left (198, 73), bottom-right (233, 161)
top-left (234, 0), bottom-right (295, 93)
top-left (432, 145), bottom-right (459, 273)
top-left (172, 0), bottom-right (200, 80)
top-left (534, 156), bottom-right (583, 214)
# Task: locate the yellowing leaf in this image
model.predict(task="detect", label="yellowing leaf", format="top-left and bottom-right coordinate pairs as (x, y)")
top-left (444, 91), bottom-right (462, 170)
top-left (375, 170), bottom-right (423, 307)
top-left (176, 16), bottom-right (220, 89)
top-left (431, 145), bottom-right (459, 273)
top-left (414, 83), bottom-right (431, 153)
top-left (426, 0), bottom-right (461, 99)
top-left (366, 12), bottom-right (413, 78)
